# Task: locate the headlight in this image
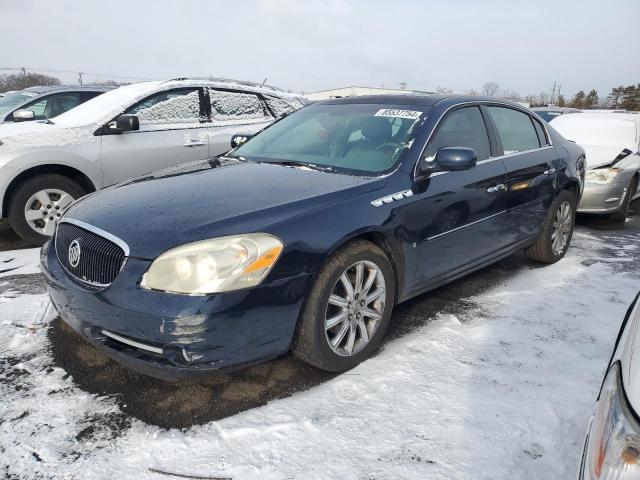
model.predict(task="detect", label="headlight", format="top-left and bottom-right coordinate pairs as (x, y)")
top-left (585, 168), bottom-right (620, 184)
top-left (582, 363), bottom-right (640, 479)
top-left (140, 233), bottom-right (283, 295)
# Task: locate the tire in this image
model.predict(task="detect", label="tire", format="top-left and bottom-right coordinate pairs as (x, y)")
top-left (525, 189), bottom-right (576, 264)
top-left (609, 176), bottom-right (638, 224)
top-left (8, 174), bottom-right (87, 246)
top-left (292, 240), bottom-right (395, 372)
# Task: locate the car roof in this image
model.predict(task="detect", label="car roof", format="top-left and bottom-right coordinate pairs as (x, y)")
top-left (21, 85), bottom-right (114, 94)
top-left (316, 94), bottom-right (531, 110)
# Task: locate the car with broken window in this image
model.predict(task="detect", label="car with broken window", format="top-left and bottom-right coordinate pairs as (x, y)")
top-left (41, 94), bottom-right (585, 379)
top-left (0, 79), bottom-right (304, 244)
top-left (551, 112), bottom-right (640, 223)
top-left (0, 85), bottom-right (110, 124)
top-left (578, 291), bottom-right (640, 479)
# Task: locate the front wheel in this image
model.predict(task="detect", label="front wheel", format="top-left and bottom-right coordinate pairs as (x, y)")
top-left (525, 189), bottom-right (576, 263)
top-left (8, 174), bottom-right (87, 245)
top-left (292, 241), bottom-right (395, 372)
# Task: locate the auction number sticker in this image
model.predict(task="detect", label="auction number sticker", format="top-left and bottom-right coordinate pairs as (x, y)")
top-left (374, 109), bottom-right (422, 120)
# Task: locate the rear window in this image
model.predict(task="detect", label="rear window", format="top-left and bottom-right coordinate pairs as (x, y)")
top-left (487, 106), bottom-right (541, 153)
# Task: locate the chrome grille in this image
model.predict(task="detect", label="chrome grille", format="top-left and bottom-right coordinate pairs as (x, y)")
top-left (55, 221), bottom-right (126, 286)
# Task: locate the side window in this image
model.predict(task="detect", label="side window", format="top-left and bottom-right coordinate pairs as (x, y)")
top-left (15, 92), bottom-right (82, 120)
top-left (487, 106), bottom-right (541, 154)
top-left (531, 117), bottom-right (548, 146)
top-left (79, 91), bottom-right (103, 103)
top-left (423, 106), bottom-right (491, 161)
top-left (209, 89), bottom-right (273, 124)
top-left (264, 96), bottom-right (300, 117)
top-left (125, 89), bottom-right (202, 130)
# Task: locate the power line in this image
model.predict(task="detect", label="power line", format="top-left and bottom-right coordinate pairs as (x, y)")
top-left (0, 66), bottom-right (154, 82)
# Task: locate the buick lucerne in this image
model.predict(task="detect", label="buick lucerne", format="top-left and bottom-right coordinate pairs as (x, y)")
top-left (41, 95), bottom-right (586, 378)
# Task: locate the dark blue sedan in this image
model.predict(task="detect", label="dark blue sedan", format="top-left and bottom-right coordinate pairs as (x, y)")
top-left (41, 95), bottom-right (586, 379)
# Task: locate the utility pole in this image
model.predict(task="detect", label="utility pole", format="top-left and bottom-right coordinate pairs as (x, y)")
top-left (78, 72), bottom-right (83, 85)
top-left (21, 67), bottom-right (27, 88)
top-left (557, 85), bottom-right (562, 105)
top-left (551, 81), bottom-right (557, 106)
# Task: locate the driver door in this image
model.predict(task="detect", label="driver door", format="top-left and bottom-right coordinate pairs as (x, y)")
top-left (100, 88), bottom-right (211, 186)
top-left (412, 106), bottom-right (509, 287)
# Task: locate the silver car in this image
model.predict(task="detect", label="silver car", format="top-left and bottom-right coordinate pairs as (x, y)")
top-left (0, 79), bottom-right (304, 243)
top-left (551, 112), bottom-right (640, 223)
top-left (579, 292), bottom-right (640, 479)
top-left (0, 85), bottom-right (110, 123)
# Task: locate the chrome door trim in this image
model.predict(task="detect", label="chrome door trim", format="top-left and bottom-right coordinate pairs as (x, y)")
top-left (59, 218), bottom-right (131, 257)
top-left (427, 210), bottom-right (506, 241)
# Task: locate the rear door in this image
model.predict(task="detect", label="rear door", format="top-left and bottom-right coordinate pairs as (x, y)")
top-left (204, 89), bottom-right (275, 156)
top-left (100, 88), bottom-right (211, 186)
top-left (484, 105), bottom-right (557, 244)
top-left (413, 105), bottom-right (508, 287)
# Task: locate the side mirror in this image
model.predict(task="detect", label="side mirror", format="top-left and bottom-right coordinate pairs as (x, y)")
top-left (423, 147), bottom-right (477, 174)
top-left (13, 109), bottom-right (35, 122)
top-left (231, 134), bottom-right (253, 149)
top-left (115, 115), bottom-right (139, 132)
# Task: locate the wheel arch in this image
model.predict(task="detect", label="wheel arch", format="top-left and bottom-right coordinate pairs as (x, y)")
top-left (325, 229), bottom-right (406, 305)
top-left (2, 164), bottom-right (97, 217)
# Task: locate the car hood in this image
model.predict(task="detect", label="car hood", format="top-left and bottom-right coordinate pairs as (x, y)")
top-left (0, 120), bottom-right (94, 154)
top-left (65, 158), bottom-right (386, 259)
top-left (582, 144), bottom-right (637, 169)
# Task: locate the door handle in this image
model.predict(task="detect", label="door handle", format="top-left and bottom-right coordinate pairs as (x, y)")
top-left (486, 184), bottom-right (507, 194)
top-left (544, 168), bottom-right (557, 175)
top-left (184, 140), bottom-right (206, 147)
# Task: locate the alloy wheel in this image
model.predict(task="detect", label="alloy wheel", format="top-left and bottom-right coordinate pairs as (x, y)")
top-left (551, 200), bottom-right (572, 255)
top-left (324, 260), bottom-right (386, 357)
top-left (24, 189), bottom-right (74, 236)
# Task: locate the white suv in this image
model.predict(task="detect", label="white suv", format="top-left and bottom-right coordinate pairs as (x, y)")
top-left (0, 79), bottom-right (304, 243)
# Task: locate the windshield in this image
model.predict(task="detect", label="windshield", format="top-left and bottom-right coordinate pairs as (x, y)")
top-left (232, 103), bottom-right (426, 175)
top-left (0, 92), bottom-right (38, 116)
top-left (51, 82), bottom-right (161, 127)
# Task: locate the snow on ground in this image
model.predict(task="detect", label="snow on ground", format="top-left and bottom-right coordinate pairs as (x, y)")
top-left (0, 248), bottom-right (41, 277)
top-left (1, 228), bottom-right (640, 480)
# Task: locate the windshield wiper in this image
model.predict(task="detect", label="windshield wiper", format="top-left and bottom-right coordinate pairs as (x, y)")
top-left (262, 159), bottom-right (335, 173)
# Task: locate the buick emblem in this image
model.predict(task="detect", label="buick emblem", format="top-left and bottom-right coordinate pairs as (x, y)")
top-left (68, 240), bottom-right (81, 268)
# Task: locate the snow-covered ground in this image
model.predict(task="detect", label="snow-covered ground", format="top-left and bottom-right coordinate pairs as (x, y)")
top-left (1, 226), bottom-right (640, 480)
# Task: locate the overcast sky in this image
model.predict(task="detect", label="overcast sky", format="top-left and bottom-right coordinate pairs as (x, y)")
top-left (0, 0), bottom-right (637, 98)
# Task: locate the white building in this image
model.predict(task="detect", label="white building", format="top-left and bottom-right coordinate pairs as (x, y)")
top-left (305, 85), bottom-right (434, 101)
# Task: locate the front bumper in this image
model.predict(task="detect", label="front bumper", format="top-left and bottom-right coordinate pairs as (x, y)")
top-left (41, 241), bottom-right (312, 380)
top-left (578, 175), bottom-right (631, 214)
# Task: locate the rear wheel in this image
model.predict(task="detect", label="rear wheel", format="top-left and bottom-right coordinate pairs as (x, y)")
top-left (292, 241), bottom-right (395, 372)
top-left (609, 176), bottom-right (638, 224)
top-left (525, 189), bottom-right (576, 263)
top-left (9, 174), bottom-right (87, 245)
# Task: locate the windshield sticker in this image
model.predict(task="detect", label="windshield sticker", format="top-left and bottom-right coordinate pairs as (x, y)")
top-left (374, 109), bottom-right (422, 120)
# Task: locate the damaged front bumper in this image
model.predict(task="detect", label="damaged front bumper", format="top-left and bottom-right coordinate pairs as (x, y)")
top-left (40, 241), bottom-right (312, 380)
top-left (577, 174), bottom-right (633, 214)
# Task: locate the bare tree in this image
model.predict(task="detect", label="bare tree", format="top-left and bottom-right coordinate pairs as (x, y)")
top-left (480, 82), bottom-right (500, 97)
top-left (465, 89), bottom-right (480, 96)
top-left (0, 72), bottom-right (61, 92)
top-left (538, 92), bottom-right (550, 106)
top-left (500, 89), bottom-right (521, 101)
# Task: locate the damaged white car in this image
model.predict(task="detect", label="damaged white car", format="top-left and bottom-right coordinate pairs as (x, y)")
top-left (551, 113), bottom-right (640, 223)
top-left (0, 79), bottom-right (304, 244)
